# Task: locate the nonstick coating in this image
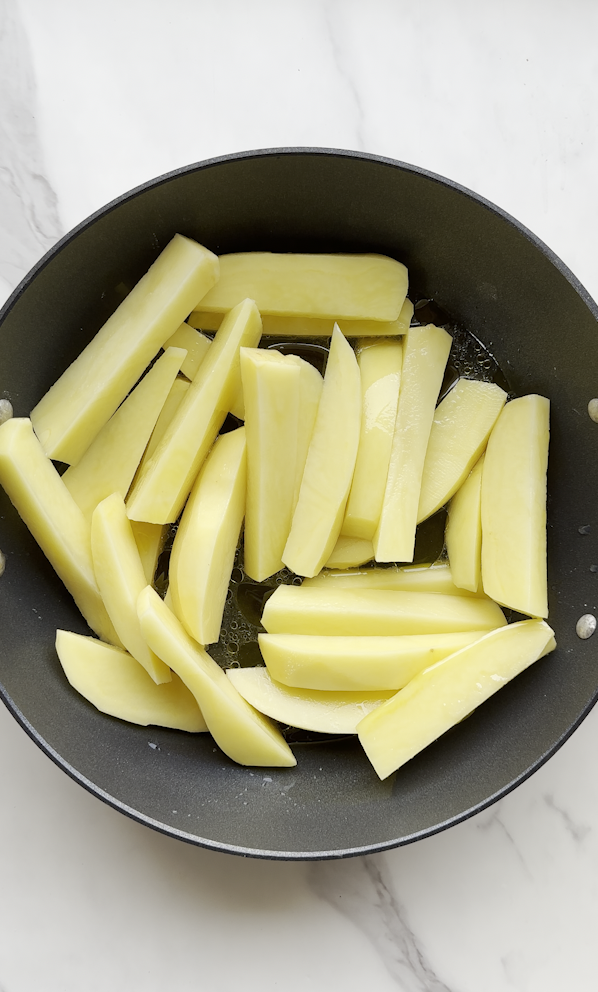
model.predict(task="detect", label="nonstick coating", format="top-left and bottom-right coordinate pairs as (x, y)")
top-left (1, 149), bottom-right (597, 860)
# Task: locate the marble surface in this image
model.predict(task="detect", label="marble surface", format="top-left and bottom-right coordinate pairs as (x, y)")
top-left (2, 1), bottom-right (598, 989)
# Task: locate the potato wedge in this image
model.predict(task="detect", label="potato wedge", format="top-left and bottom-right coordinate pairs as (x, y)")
top-left (188, 298), bottom-right (414, 337)
top-left (343, 337), bottom-right (403, 540)
top-left (445, 455), bottom-right (484, 593)
top-left (357, 619), bottom-right (555, 779)
top-left (303, 561), bottom-right (486, 596)
top-left (130, 521), bottom-right (168, 586)
top-left (227, 667), bottom-right (393, 735)
top-left (258, 630), bottom-right (488, 691)
top-left (168, 427), bottom-right (246, 645)
top-left (56, 630), bottom-right (206, 731)
top-left (325, 535), bottom-right (374, 570)
top-left (63, 346), bottom-right (185, 522)
top-left (282, 326), bottom-right (361, 577)
top-left (417, 379), bottom-right (506, 522)
top-left (374, 324), bottom-right (452, 563)
top-left (91, 493), bottom-right (171, 684)
top-left (162, 323), bottom-right (211, 380)
top-left (481, 395), bottom-right (549, 617)
top-left (197, 252), bottom-right (408, 321)
top-left (0, 418), bottom-right (119, 645)
top-left (261, 584), bottom-right (506, 636)
top-left (31, 235), bottom-right (218, 465)
top-left (137, 586), bottom-right (296, 767)
top-left (241, 349), bottom-right (300, 581)
top-left (126, 299), bottom-right (261, 524)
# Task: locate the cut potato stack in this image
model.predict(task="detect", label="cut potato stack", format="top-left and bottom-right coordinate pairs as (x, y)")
top-left (0, 237), bottom-right (554, 779)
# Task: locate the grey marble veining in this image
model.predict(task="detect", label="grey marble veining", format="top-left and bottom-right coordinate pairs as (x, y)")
top-left (0, 0), bottom-right (61, 307)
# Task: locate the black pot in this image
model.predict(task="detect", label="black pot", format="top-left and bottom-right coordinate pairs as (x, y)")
top-left (1, 148), bottom-right (596, 860)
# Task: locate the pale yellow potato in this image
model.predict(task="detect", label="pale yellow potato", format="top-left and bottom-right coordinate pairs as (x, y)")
top-left (62, 347), bottom-right (185, 522)
top-left (168, 427), bottom-right (246, 645)
top-left (343, 337), bottom-right (403, 539)
top-left (56, 629), bottom-right (207, 731)
top-left (188, 298), bottom-right (414, 337)
top-left (126, 299), bottom-right (261, 525)
top-left (31, 235), bottom-right (219, 465)
top-left (261, 584), bottom-right (506, 636)
top-left (91, 493), bottom-right (171, 684)
top-left (282, 326), bottom-right (361, 577)
top-left (197, 252), bottom-right (408, 321)
top-left (417, 379), bottom-right (507, 522)
top-left (481, 395), bottom-right (550, 617)
top-left (445, 455), bottom-right (484, 593)
top-left (374, 325), bottom-right (452, 563)
top-left (130, 521), bottom-right (168, 585)
top-left (137, 586), bottom-right (296, 767)
top-left (288, 356), bottom-right (323, 511)
top-left (325, 535), bottom-right (374, 570)
top-left (241, 349), bottom-right (300, 581)
top-left (136, 376), bottom-right (190, 472)
top-left (0, 418), bottom-right (119, 645)
top-left (226, 667), bottom-right (393, 735)
top-left (258, 630), bottom-right (488, 691)
top-left (162, 323), bottom-right (211, 380)
top-left (357, 619), bottom-right (555, 780)
top-left (303, 561), bottom-right (486, 597)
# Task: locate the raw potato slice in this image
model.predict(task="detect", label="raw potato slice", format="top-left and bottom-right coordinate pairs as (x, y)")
top-left (261, 584), bottom-right (506, 636)
top-left (357, 619), bottom-right (555, 780)
top-left (91, 493), bottom-right (171, 684)
top-left (62, 347), bottom-right (185, 522)
top-left (0, 418), bottom-right (119, 645)
top-left (162, 323), bottom-right (211, 380)
top-left (481, 395), bottom-right (549, 617)
top-left (303, 561), bottom-right (485, 597)
top-left (168, 427), bottom-right (246, 645)
top-left (197, 252), bottom-right (408, 322)
top-left (289, 356), bottom-right (323, 510)
top-left (126, 299), bottom-right (261, 524)
top-left (137, 586), bottom-right (296, 767)
top-left (226, 667), bottom-right (393, 735)
top-left (259, 630), bottom-right (488, 691)
top-left (445, 456), bottom-right (484, 593)
top-left (241, 349), bottom-right (300, 581)
top-left (131, 521), bottom-right (168, 585)
top-left (31, 235), bottom-right (219, 465)
top-left (325, 535), bottom-right (374, 569)
top-left (188, 298), bottom-right (414, 338)
top-left (137, 377), bottom-right (190, 472)
top-left (56, 630), bottom-right (207, 731)
top-left (282, 326), bottom-right (361, 577)
top-left (417, 379), bottom-right (507, 522)
top-left (343, 338), bottom-right (403, 539)
top-left (374, 324), bottom-right (452, 563)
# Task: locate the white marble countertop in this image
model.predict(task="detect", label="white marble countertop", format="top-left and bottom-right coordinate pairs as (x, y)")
top-left (2, 1), bottom-right (598, 989)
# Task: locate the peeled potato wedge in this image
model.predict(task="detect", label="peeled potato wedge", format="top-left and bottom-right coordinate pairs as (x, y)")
top-left (374, 324), bottom-right (452, 563)
top-left (226, 666), bottom-right (393, 735)
top-left (357, 619), bottom-right (556, 779)
top-left (126, 298), bottom-right (261, 525)
top-left (56, 629), bottom-right (206, 731)
top-left (302, 561), bottom-right (486, 597)
top-left (30, 235), bottom-right (219, 465)
top-left (162, 323), bottom-right (211, 380)
top-left (196, 252), bottom-right (408, 322)
top-left (137, 586), bottom-right (296, 767)
top-left (168, 427), bottom-right (246, 646)
top-left (0, 417), bottom-right (119, 645)
top-left (63, 346), bottom-right (186, 522)
top-left (481, 395), bottom-right (549, 618)
top-left (417, 379), bottom-right (506, 522)
top-left (282, 325), bottom-right (361, 577)
top-left (261, 584), bottom-right (506, 636)
top-left (343, 337), bottom-right (403, 540)
top-left (188, 298), bottom-right (414, 338)
top-left (324, 535), bottom-right (374, 570)
top-left (91, 493), bottom-right (171, 684)
top-left (445, 455), bottom-right (484, 593)
top-left (258, 630), bottom-right (488, 691)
